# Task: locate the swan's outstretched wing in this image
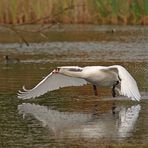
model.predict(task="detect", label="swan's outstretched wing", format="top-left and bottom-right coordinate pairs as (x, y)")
top-left (18, 71), bottom-right (87, 100)
top-left (110, 65), bottom-right (141, 101)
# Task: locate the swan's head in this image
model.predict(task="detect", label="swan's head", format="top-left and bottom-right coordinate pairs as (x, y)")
top-left (53, 66), bottom-right (83, 76)
top-left (52, 67), bottom-right (70, 74)
top-left (55, 67), bottom-right (71, 74)
top-left (53, 68), bottom-right (60, 74)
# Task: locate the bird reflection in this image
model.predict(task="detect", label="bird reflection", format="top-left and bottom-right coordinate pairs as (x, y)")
top-left (118, 105), bottom-right (141, 137)
top-left (18, 103), bottom-right (92, 136)
top-left (18, 103), bottom-right (141, 139)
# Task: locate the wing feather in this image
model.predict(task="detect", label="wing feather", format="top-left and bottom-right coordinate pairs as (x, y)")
top-left (110, 65), bottom-right (141, 101)
top-left (18, 71), bottom-right (87, 100)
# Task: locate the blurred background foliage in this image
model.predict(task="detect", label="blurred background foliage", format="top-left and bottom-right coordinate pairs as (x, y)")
top-left (0, 0), bottom-right (147, 25)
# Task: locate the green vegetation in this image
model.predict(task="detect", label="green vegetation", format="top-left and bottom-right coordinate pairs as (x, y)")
top-left (94, 0), bottom-right (148, 24)
top-left (0, 0), bottom-right (147, 24)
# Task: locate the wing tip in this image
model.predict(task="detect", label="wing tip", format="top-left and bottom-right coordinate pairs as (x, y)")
top-left (130, 93), bottom-right (141, 101)
top-left (22, 85), bottom-right (28, 91)
top-left (17, 90), bottom-right (28, 100)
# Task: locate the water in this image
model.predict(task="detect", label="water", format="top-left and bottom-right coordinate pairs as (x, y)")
top-left (0, 25), bottom-right (148, 147)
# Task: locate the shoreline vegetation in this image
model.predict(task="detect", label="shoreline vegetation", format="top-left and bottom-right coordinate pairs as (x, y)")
top-left (0, 0), bottom-right (148, 25)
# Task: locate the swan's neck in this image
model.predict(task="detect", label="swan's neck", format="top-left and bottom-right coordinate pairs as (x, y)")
top-left (60, 70), bottom-right (83, 78)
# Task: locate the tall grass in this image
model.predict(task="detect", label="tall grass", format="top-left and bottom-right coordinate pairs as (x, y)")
top-left (94, 0), bottom-right (148, 24)
top-left (0, 0), bottom-right (147, 24)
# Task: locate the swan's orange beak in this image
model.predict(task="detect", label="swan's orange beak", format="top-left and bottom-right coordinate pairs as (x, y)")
top-left (53, 68), bottom-right (60, 74)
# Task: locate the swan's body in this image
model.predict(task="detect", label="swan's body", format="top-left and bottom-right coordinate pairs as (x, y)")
top-left (18, 65), bottom-right (141, 101)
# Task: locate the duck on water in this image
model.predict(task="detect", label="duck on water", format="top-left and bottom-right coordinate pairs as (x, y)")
top-left (18, 65), bottom-right (141, 101)
top-left (4, 55), bottom-right (20, 64)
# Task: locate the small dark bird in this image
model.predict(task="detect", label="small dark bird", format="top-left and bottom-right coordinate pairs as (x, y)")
top-left (4, 55), bottom-right (20, 64)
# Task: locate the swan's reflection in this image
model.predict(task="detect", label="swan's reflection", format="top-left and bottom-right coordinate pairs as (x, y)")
top-left (18, 103), bottom-right (141, 139)
top-left (118, 105), bottom-right (141, 137)
top-left (18, 103), bottom-right (92, 135)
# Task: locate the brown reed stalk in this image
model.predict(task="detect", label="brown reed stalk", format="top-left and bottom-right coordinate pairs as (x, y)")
top-left (0, 0), bottom-right (147, 25)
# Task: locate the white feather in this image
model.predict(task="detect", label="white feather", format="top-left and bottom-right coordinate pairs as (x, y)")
top-left (110, 65), bottom-right (141, 101)
top-left (18, 65), bottom-right (141, 101)
top-left (18, 71), bottom-right (87, 100)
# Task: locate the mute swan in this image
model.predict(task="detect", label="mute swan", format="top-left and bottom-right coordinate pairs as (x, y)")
top-left (18, 65), bottom-right (141, 101)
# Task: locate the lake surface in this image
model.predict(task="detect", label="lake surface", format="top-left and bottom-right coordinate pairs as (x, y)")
top-left (0, 25), bottom-right (148, 147)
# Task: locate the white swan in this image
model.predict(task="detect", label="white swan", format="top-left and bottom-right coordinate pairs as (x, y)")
top-left (18, 65), bottom-right (141, 101)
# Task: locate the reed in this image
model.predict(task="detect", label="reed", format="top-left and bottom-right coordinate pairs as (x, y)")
top-left (0, 0), bottom-right (147, 24)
